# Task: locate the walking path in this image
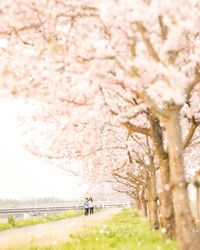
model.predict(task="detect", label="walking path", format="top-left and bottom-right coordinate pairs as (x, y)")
top-left (0, 208), bottom-right (121, 249)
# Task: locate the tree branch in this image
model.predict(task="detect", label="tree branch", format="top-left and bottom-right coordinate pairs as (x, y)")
top-left (122, 121), bottom-right (150, 136)
top-left (183, 116), bottom-right (200, 149)
top-left (185, 75), bottom-right (200, 100)
top-left (158, 15), bottom-right (168, 41)
top-left (137, 91), bottom-right (167, 118)
top-left (136, 22), bottom-right (160, 62)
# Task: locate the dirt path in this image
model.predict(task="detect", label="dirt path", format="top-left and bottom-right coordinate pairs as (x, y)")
top-left (0, 208), bottom-right (121, 249)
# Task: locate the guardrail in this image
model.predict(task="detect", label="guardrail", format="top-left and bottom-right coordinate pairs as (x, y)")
top-left (0, 203), bottom-right (129, 216)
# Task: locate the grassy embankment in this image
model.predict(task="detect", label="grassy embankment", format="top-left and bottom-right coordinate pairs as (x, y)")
top-left (35, 209), bottom-right (178, 250)
top-left (0, 210), bottom-right (83, 231)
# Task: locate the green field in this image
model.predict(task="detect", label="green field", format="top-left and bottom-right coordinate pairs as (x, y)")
top-left (36, 209), bottom-right (178, 250)
top-left (0, 210), bottom-right (82, 231)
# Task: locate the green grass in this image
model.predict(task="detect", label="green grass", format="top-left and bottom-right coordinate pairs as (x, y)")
top-left (34, 209), bottom-right (178, 250)
top-left (0, 210), bottom-right (82, 231)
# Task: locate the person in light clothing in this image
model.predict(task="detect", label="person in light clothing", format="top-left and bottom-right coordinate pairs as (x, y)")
top-left (84, 198), bottom-right (89, 216)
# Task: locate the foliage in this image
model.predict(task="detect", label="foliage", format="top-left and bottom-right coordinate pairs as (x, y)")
top-left (0, 197), bottom-right (76, 207)
top-left (7, 215), bottom-right (16, 227)
top-left (33, 209), bottom-right (177, 250)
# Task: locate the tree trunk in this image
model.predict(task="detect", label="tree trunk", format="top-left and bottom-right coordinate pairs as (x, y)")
top-left (136, 197), bottom-right (141, 210)
top-left (140, 185), bottom-right (148, 217)
top-left (149, 114), bottom-right (175, 238)
top-left (148, 165), bottom-right (159, 229)
top-left (194, 171), bottom-right (200, 228)
top-left (134, 188), bottom-right (142, 210)
top-left (141, 197), bottom-right (148, 217)
top-left (165, 105), bottom-right (200, 250)
top-left (159, 159), bottom-right (175, 238)
top-left (145, 164), bottom-right (159, 229)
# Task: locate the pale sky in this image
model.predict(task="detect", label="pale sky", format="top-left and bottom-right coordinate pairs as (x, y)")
top-left (0, 98), bottom-right (86, 200)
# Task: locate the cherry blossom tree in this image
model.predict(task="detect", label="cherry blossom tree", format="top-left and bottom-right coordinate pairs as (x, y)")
top-left (1, 1), bottom-right (200, 249)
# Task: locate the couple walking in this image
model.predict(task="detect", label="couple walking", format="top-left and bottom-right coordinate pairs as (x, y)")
top-left (84, 197), bottom-right (94, 215)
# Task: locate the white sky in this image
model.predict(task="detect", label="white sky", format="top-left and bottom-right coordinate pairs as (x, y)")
top-left (0, 98), bottom-right (86, 200)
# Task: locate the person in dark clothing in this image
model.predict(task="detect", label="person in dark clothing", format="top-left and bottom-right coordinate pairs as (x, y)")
top-left (84, 198), bottom-right (89, 216)
top-left (88, 197), bottom-right (94, 214)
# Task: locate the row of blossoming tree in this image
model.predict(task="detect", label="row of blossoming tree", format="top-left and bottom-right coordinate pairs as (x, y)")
top-left (0, 1), bottom-right (200, 249)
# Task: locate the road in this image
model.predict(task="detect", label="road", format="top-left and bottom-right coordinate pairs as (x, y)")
top-left (0, 208), bottom-right (121, 250)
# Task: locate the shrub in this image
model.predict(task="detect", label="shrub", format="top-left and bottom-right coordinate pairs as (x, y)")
top-left (7, 215), bottom-right (15, 227)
